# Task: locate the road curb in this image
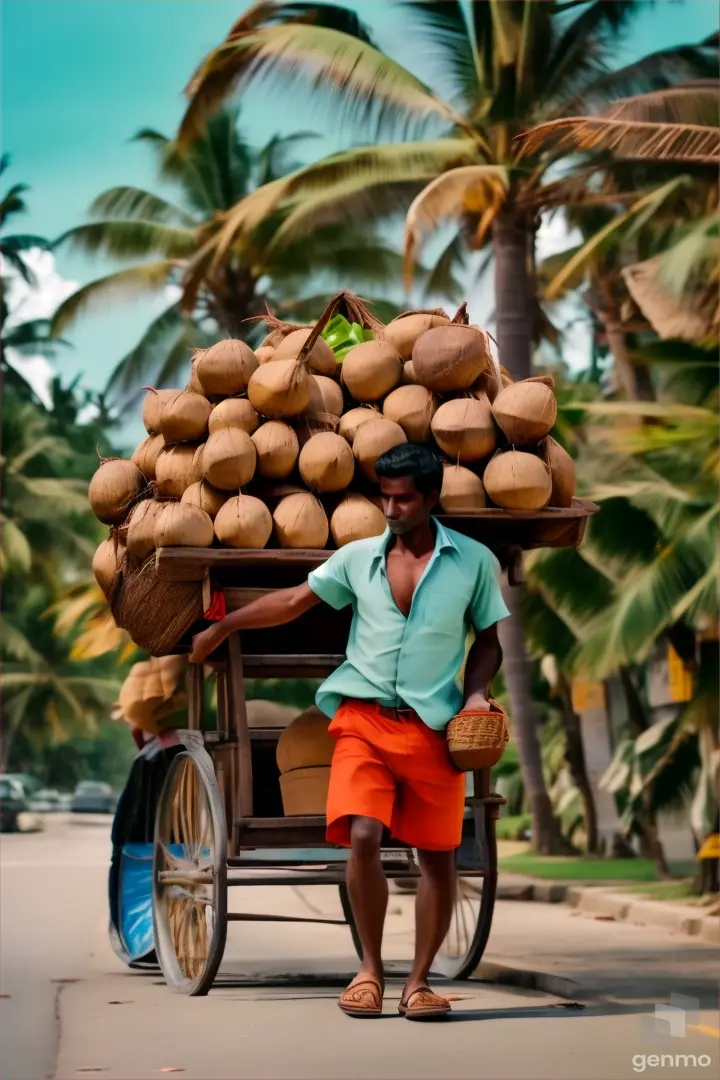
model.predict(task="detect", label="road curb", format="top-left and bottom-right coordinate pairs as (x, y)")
top-left (473, 959), bottom-right (597, 1002)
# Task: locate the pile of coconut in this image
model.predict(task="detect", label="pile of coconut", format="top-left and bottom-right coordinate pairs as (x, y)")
top-left (90, 293), bottom-right (575, 598)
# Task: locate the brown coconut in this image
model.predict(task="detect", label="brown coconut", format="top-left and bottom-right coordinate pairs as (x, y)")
top-left (92, 537), bottom-right (124, 596)
top-left (255, 346), bottom-right (276, 365)
top-left (403, 360), bottom-right (419, 385)
top-left (202, 428), bottom-right (256, 491)
top-left (195, 340), bottom-right (258, 397)
top-left (412, 324), bottom-right (492, 392)
top-left (88, 459), bottom-right (145, 525)
top-left (383, 384), bottom-right (436, 443)
top-left (181, 480), bottom-right (229, 520)
top-left (208, 397), bottom-right (258, 435)
top-left (154, 502), bottom-right (214, 548)
top-left (483, 451), bottom-right (552, 512)
top-left (299, 432), bottom-right (355, 493)
top-left (306, 374), bottom-right (344, 418)
top-left (126, 498), bottom-right (165, 559)
top-left (341, 340), bottom-right (403, 402)
top-left (338, 406), bottom-right (379, 445)
top-left (247, 358), bottom-right (310, 418)
top-left (381, 312), bottom-right (451, 362)
top-left (131, 433), bottom-right (164, 481)
top-left (492, 380), bottom-right (557, 445)
top-left (251, 421), bottom-right (299, 480)
top-left (273, 328), bottom-right (337, 377)
top-left (186, 358), bottom-right (204, 395)
top-left (543, 436), bottom-right (576, 508)
top-left (276, 706), bottom-right (334, 773)
top-left (330, 493), bottom-right (386, 547)
top-left (273, 492), bottom-right (329, 549)
top-left (158, 390), bottom-right (212, 443)
top-left (353, 418), bottom-right (407, 482)
top-left (155, 444), bottom-right (203, 498)
top-left (214, 495), bottom-right (273, 548)
top-left (440, 466), bottom-right (486, 513)
top-left (431, 394), bottom-right (496, 463)
top-left (142, 389), bottom-right (178, 435)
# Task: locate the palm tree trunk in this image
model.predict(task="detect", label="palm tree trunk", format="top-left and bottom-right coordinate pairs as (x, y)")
top-left (557, 674), bottom-right (599, 854)
top-left (492, 208), bottom-right (568, 855)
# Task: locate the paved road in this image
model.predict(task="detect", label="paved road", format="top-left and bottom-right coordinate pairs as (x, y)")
top-left (2, 817), bottom-right (718, 1080)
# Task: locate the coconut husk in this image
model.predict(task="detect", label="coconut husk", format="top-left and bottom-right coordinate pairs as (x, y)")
top-left (341, 340), bottom-right (403, 402)
top-left (380, 309), bottom-right (452, 361)
top-left (383, 384), bottom-right (436, 442)
top-left (440, 465), bottom-right (486, 512)
top-left (412, 324), bottom-right (492, 392)
top-left (491, 380), bottom-right (558, 446)
top-left (112, 554), bottom-right (204, 657)
top-left (338, 405), bottom-right (379, 445)
top-left (540, 436), bottom-right (576, 507)
top-left (483, 450), bottom-right (552, 512)
top-left (451, 301), bottom-right (470, 325)
top-left (299, 432), bottom-right (355, 493)
top-left (431, 394), bottom-right (496, 462)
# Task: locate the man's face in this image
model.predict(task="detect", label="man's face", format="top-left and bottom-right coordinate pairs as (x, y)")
top-left (379, 475), bottom-right (438, 535)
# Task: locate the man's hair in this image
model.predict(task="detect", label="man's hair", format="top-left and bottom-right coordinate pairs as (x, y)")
top-left (375, 443), bottom-right (443, 497)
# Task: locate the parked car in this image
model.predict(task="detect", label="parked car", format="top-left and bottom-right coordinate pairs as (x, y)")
top-left (30, 788), bottom-right (65, 813)
top-left (71, 781), bottom-right (116, 814)
top-left (0, 777), bottom-right (44, 832)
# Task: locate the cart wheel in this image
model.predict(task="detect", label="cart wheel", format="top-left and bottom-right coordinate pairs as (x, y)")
top-left (152, 749), bottom-right (227, 995)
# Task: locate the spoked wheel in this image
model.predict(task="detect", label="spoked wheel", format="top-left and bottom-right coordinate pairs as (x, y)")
top-left (339, 869), bottom-right (497, 982)
top-left (152, 749), bottom-right (227, 995)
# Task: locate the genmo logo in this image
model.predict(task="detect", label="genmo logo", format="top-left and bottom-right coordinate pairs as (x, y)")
top-left (632, 1053), bottom-right (713, 1073)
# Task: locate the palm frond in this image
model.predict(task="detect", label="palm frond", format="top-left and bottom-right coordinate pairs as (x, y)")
top-left (398, 1), bottom-right (479, 109)
top-left (104, 302), bottom-right (186, 401)
top-left (1, 233), bottom-right (50, 252)
top-left (86, 186), bottom-right (196, 226)
top-left (55, 221), bottom-right (196, 260)
top-left (226, 2), bottom-right (377, 45)
top-left (50, 262), bottom-right (177, 337)
top-left (521, 115), bottom-right (720, 165)
top-left (180, 24), bottom-right (459, 147)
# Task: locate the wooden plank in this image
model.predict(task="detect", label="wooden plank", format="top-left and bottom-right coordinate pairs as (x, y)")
top-left (237, 815), bottom-right (326, 829)
top-left (227, 633), bottom-right (253, 820)
top-left (156, 547), bottom-right (332, 581)
top-left (186, 663), bottom-right (203, 733)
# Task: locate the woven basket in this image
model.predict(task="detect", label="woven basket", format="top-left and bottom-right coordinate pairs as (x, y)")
top-left (112, 553), bottom-right (204, 657)
top-left (279, 765), bottom-right (330, 816)
top-left (446, 700), bottom-right (510, 771)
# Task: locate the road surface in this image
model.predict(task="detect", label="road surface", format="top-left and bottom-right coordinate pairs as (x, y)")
top-left (1, 815), bottom-right (717, 1080)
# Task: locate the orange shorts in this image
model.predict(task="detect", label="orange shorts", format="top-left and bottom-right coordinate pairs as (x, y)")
top-left (325, 700), bottom-right (465, 851)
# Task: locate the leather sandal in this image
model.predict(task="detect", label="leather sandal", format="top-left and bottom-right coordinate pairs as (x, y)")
top-left (338, 973), bottom-right (384, 1018)
top-left (398, 985), bottom-right (451, 1020)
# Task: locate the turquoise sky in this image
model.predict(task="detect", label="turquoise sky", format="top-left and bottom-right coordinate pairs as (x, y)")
top-left (3, 0), bottom-right (718, 408)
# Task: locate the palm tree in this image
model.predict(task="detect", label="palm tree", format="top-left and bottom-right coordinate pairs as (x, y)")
top-left (178, 0), bottom-right (715, 853)
top-left (51, 105), bottom-right (411, 413)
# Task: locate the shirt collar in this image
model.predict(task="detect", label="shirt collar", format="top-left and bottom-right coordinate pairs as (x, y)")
top-left (370, 517), bottom-right (458, 575)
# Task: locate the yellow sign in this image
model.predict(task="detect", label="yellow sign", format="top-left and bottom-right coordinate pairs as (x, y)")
top-left (667, 644), bottom-right (693, 703)
top-left (571, 679), bottom-right (606, 713)
top-left (698, 834), bottom-right (720, 861)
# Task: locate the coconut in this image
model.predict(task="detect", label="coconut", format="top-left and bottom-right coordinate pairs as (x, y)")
top-left (159, 390), bottom-right (212, 443)
top-left (330, 493), bottom-right (386, 547)
top-left (431, 394), bottom-right (496, 462)
top-left (273, 492), bottom-right (329, 549)
top-left (88, 459), bottom-right (145, 525)
top-left (155, 444), bottom-right (204, 498)
top-left (306, 374), bottom-right (344, 418)
top-left (338, 406), bottom-right (379, 445)
top-left (142, 389), bottom-right (178, 435)
top-left (208, 397), bottom-right (258, 435)
top-left (92, 537), bottom-right (124, 596)
top-left (403, 360), bottom-right (418, 385)
top-left (247, 359), bottom-right (310, 418)
top-left (543, 436), bottom-right (576, 507)
top-left (353, 418), bottom-right (407, 481)
top-left (186, 358), bottom-right (204, 395)
top-left (273, 328), bottom-right (337, 377)
top-left (195, 340), bottom-right (259, 397)
top-left (440, 466), bottom-right (486, 513)
top-left (383, 385), bottom-right (436, 443)
top-left (341, 341), bottom-right (402, 402)
top-left (202, 428), bottom-right (256, 490)
top-left (483, 451), bottom-right (552, 511)
top-left (381, 312), bottom-right (451, 361)
top-left (412, 324), bottom-right (492, 392)
top-left (492, 380), bottom-right (557, 445)
top-left (181, 480), bottom-right (229, 520)
top-left (251, 421), bottom-right (299, 480)
top-left (299, 432), bottom-right (355, 493)
top-left (131, 433), bottom-right (164, 480)
top-left (154, 502), bottom-right (214, 548)
top-left (126, 498), bottom-right (166, 559)
top-left (214, 494), bottom-right (273, 549)
top-left (255, 346), bottom-right (276, 365)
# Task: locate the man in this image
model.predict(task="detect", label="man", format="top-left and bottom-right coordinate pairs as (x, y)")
top-left (190, 444), bottom-right (509, 1019)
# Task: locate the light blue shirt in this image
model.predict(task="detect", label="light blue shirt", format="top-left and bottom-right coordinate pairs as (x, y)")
top-left (307, 519), bottom-right (510, 731)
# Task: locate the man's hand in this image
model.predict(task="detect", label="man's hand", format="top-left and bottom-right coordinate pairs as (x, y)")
top-left (190, 624), bottom-right (227, 665)
top-left (462, 691), bottom-right (491, 713)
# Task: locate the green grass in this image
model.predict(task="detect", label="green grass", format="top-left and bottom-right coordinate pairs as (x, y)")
top-left (498, 852), bottom-right (659, 882)
top-left (495, 813), bottom-right (531, 841)
top-left (619, 880), bottom-right (695, 901)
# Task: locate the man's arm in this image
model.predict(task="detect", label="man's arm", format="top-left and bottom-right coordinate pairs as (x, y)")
top-left (462, 624), bottom-right (503, 711)
top-left (190, 583), bottom-right (321, 663)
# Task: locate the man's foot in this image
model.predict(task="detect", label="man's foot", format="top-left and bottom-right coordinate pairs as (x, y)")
top-left (338, 971), bottom-right (384, 1018)
top-left (398, 983), bottom-right (451, 1020)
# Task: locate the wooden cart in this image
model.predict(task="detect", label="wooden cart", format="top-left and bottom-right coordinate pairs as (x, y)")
top-left (149, 501), bottom-right (597, 996)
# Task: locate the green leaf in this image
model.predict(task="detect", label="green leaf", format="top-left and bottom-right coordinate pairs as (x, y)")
top-left (50, 262), bottom-right (176, 337)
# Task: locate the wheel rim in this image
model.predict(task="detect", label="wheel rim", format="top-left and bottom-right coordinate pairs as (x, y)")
top-left (153, 753), bottom-right (226, 993)
top-left (434, 877), bottom-right (483, 977)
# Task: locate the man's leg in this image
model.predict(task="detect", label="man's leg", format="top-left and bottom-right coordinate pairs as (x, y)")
top-left (405, 847), bottom-right (456, 996)
top-left (345, 815), bottom-right (387, 981)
